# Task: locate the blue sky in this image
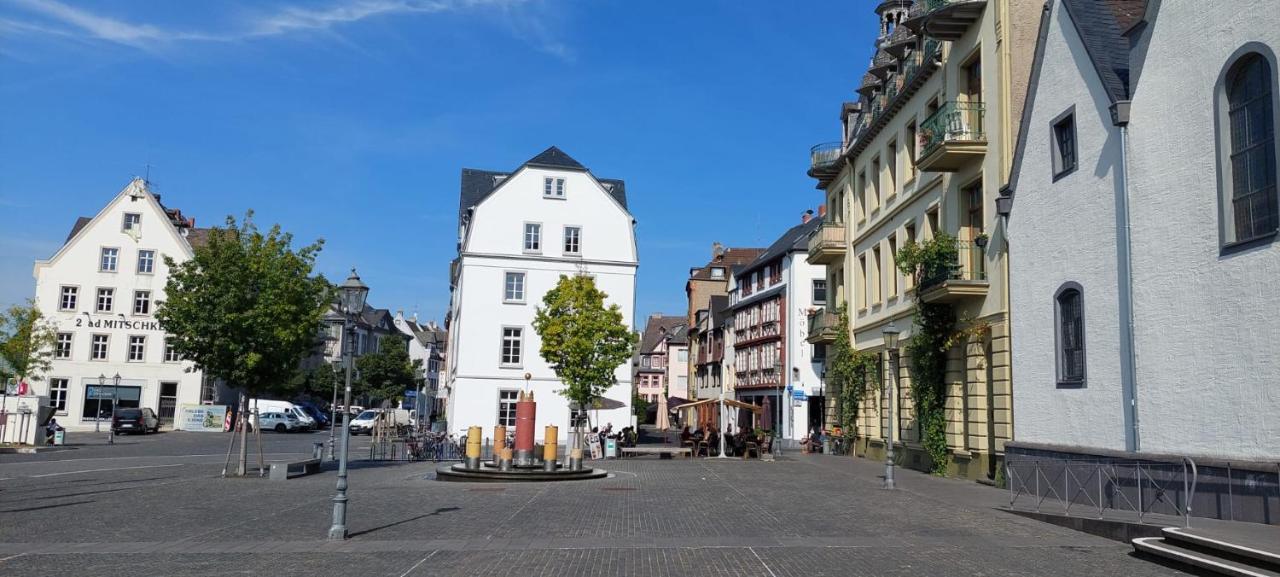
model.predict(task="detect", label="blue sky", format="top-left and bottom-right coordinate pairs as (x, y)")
top-left (0, 0), bottom-right (877, 327)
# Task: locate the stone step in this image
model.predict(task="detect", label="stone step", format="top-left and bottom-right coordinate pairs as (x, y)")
top-left (1163, 527), bottom-right (1280, 572)
top-left (1133, 536), bottom-right (1280, 577)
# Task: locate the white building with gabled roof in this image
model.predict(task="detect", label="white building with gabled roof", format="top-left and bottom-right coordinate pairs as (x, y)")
top-left (31, 178), bottom-right (210, 431)
top-left (443, 147), bottom-right (637, 438)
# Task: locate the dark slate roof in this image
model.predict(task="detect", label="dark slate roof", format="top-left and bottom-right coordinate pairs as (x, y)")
top-left (457, 147), bottom-right (627, 224)
top-left (184, 227), bottom-right (213, 249)
top-left (639, 315), bottom-right (687, 353)
top-left (66, 217), bottom-right (91, 243)
top-left (709, 295), bottom-right (731, 326)
top-left (735, 216), bottom-right (824, 278)
top-left (729, 283), bottom-right (787, 312)
top-left (1061, 0), bottom-right (1144, 103)
top-left (524, 146), bottom-right (585, 170)
top-left (666, 323), bottom-right (689, 346)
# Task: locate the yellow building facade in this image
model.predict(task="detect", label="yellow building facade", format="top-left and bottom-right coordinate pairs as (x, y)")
top-left (806, 0), bottom-right (1039, 481)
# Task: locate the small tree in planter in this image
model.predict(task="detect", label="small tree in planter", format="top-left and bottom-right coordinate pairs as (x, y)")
top-left (532, 274), bottom-right (636, 459)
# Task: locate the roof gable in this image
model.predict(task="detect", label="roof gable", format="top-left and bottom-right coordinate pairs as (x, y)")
top-left (457, 147), bottom-right (627, 225)
top-left (1061, 0), bottom-right (1142, 103)
top-left (43, 178), bottom-right (198, 268)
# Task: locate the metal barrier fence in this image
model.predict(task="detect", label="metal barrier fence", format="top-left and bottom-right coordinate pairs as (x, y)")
top-left (1006, 457), bottom-right (1198, 527)
top-left (369, 432), bottom-right (466, 462)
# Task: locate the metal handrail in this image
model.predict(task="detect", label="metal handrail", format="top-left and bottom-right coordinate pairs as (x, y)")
top-left (810, 142), bottom-right (843, 171)
top-left (1006, 456), bottom-right (1199, 528)
top-left (919, 100), bottom-right (986, 159)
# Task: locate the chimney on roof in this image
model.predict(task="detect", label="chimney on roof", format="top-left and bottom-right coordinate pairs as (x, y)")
top-left (818, 204), bottom-right (827, 218)
top-left (711, 242), bottom-right (724, 259)
top-left (802, 209), bottom-right (815, 224)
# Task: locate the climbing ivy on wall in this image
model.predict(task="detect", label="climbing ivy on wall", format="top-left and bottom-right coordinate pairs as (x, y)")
top-left (896, 234), bottom-right (958, 474)
top-left (825, 305), bottom-right (878, 439)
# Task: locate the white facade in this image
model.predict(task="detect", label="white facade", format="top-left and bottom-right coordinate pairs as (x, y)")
top-left (444, 148), bottom-right (637, 439)
top-left (1010, 0), bottom-right (1280, 461)
top-left (786, 243), bottom-right (828, 442)
top-left (31, 178), bottom-right (206, 431)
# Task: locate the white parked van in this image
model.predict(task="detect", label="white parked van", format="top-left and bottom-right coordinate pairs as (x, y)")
top-left (247, 399), bottom-right (314, 431)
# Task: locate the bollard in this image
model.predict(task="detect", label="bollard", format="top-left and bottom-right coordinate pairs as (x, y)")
top-left (568, 447), bottom-right (583, 471)
top-left (465, 426), bottom-right (482, 470)
top-left (543, 425), bottom-right (559, 471)
top-left (312, 442), bottom-right (324, 461)
top-left (493, 425), bottom-right (507, 464)
top-left (499, 447), bottom-right (514, 471)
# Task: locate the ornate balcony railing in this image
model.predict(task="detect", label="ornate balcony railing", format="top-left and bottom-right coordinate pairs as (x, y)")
top-left (806, 221), bottom-right (847, 265)
top-left (809, 142), bottom-right (843, 173)
top-left (919, 100), bottom-right (986, 160)
top-left (806, 308), bottom-right (840, 344)
top-left (918, 243), bottom-right (987, 294)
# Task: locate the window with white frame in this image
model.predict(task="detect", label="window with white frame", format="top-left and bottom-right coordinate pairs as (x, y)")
top-left (128, 335), bottom-right (146, 362)
top-left (133, 290), bottom-right (151, 315)
top-left (50, 378), bottom-right (69, 413)
top-left (137, 250), bottom-right (156, 274)
top-left (94, 287), bottom-right (114, 313)
top-left (100, 247), bottom-right (119, 272)
top-left (122, 213), bottom-right (141, 232)
top-left (1220, 52), bottom-right (1279, 247)
top-left (543, 177), bottom-right (566, 198)
top-left (60, 286), bottom-right (78, 311)
top-left (164, 338), bottom-right (180, 362)
top-left (563, 226), bottom-right (581, 255)
top-left (497, 390), bottom-right (519, 427)
top-left (91, 334), bottom-right (109, 361)
top-left (677, 349), bottom-right (688, 363)
top-left (504, 272), bottom-right (526, 303)
top-left (55, 333), bottom-right (72, 359)
top-left (500, 327), bottom-right (523, 366)
top-left (523, 223), bottom-right (542, 252)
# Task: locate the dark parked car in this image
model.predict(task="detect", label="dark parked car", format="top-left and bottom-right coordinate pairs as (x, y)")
top-left (112, 407), bottom-right (160, 435)
top-left (297, 403), bottom-right (331, 428)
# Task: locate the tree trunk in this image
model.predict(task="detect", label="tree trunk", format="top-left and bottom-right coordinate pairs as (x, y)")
top-left (236, 393), bottom-right (248, 476)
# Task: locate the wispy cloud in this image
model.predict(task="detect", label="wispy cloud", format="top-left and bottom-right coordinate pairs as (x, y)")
top-left (3, 0), bottom-right (569, 57)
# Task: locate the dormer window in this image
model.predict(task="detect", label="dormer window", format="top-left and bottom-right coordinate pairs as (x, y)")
top-left (710, 267), bottom-right (725, 279)
top-left (543, 177), bottom-right (566, 199)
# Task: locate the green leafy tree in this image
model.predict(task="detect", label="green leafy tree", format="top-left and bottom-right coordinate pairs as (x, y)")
top-left (156, 213), bottom-right (332, 475)
top-left (0, 300), bottom-right (58, 386)
top-left (290, 363), bottom-right (339, 400)
top-left (631, 389), bottom-right (650, 421)
top-left (532, 274), bottom-right (637, 450)
top-left (354, 335), bottom-right (419, 405)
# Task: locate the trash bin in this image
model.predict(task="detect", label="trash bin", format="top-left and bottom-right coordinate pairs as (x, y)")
top-left (53, 429), bottom-right (65, 446)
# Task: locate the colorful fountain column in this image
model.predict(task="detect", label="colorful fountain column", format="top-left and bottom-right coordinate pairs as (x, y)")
top-left (514, 390), bottom-right (536, 465)
top-left (464, 426), bottom-right (482, 470)
top-left (543, 425), bottom-right (558, 471)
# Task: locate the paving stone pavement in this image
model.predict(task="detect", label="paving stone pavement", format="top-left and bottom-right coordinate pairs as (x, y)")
top-left (0, 432), bottom-right (1189, 576)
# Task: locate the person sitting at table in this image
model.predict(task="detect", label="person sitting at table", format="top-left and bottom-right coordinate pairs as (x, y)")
top-left (805, 428), bottom-right (823, 453)
top-left (706, 426), bottom-right (721, 456)
top-left (680, 426), bottom-right (693, 446)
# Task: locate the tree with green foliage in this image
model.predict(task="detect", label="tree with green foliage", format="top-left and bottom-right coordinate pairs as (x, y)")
top-left (354, 335), bottom-right (420, 405)
top-left (0, 300), bottom-right (58, 387)
top-left (290, 363), bottom-right (339, 400)
top-left (896, 233), bottom-right (958, 474)
top-left (156, 213), bottom-right (332, 476)
top-left (631, 389), bottom-right (650, 422)
top-left (532, 274), bottom-right (637, 451)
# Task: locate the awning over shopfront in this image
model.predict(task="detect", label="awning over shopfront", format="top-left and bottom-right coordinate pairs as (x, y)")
top-left (675, 397), bottom-right (763, 431)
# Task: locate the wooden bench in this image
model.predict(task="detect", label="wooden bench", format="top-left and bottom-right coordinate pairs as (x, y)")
top-left (620, 447), bottom-right (692, 459)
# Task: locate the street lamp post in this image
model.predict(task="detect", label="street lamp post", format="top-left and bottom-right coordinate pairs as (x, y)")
top-left (96, 374), bottom-right (106, 438)
top-left (329, 268), bottom-right (368, 541)
top-left (110, 373), bottom-right (120, 445)
top-left (328, 358), bottom-right (340, 461)
top-left (882, 321), bottom-right (900, 490)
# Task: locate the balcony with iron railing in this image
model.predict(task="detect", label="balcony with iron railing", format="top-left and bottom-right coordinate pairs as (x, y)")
top-left (918, 242), bottom-right (989, 304)
top-left (921, 0), bottom-right (987, 41)
top-left (806, 308), bottom-right (840, 344)
top-left (806, 221), bottom-right (847, 265)
top-left (808, 142), bottom-right (844, 179)
top-left (918, 100), bottom-right (987, 172)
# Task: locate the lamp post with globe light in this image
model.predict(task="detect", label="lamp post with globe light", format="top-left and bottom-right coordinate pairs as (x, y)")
top-left (329, 268), bottom-right (368, 541)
